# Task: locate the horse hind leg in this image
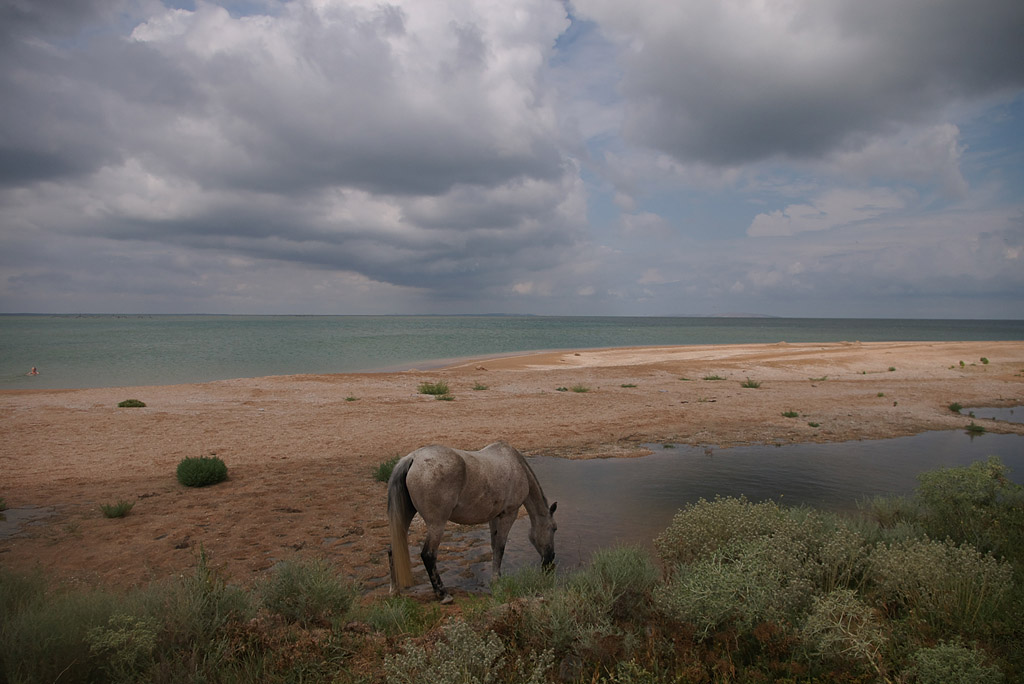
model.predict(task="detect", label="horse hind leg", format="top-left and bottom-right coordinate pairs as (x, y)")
top-left (420, 522), bottom-right (453, 604)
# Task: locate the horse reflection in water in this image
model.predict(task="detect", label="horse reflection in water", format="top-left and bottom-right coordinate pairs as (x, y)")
top-left (387, 442), bottom-right (557, 603)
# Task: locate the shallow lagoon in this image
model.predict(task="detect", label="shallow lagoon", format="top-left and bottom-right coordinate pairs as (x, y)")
top-left (432, 429), bottom-right (1024, 591)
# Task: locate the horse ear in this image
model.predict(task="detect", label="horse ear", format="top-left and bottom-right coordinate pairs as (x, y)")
top-left (549, 502), bottom-right (557, 515)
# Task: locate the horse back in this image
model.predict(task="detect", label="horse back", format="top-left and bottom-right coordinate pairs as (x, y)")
top-left (406, 442), bottom-right (529, 525)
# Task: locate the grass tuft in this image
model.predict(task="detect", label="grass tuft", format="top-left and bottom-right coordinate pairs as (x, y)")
top-left (373, 455), bottom-right (401, 482)
top-left (417, 381), bottom-right (450, 396)
top-left (100, 500), bottom-right (134, 518)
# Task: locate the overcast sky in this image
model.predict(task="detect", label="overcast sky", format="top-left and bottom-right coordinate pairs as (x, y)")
top-left (2, 0), bottom-right (1022, 317)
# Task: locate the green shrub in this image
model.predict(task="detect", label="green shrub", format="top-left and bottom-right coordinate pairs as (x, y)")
top-left (473, 382), bottom-right (489, 390)
top-left (418, 381), bottom-right (450, 396)
top-left (782, 410), bottom-right (799, 418)
top-left (384, 618), bottom-right (553, 684)
top-left (702, 375), bottom-right (725, 381)
top-left (915, 456), bottom-right (1024, 558)
top-left (980, 357), bottom-right (990, 365)
top-left (260, 558), bottom-right (357, 627)
top-left (868, 538), bottom-right (1013, 635)
top-left (949, 402), bottom-right (963, 413)
top-left (657, 535), bottom-right (815, 638)
top-left (966, 421), bottom-right (986, 434)
top-left (741, 378), bottom-right (762, 388)
top-left (86, 614), bottom-right (159, 683)
top-left (800, 589), bottom-right (888, 679)
top-left (176, 455), bottom-right (228, 487)
top-left (906, 640), bottom-right (1004, 684)
top-left (117, 399), bottom-right (146, 408)
top-left (0, 582), bottom-right (122, 683)
top-left (570, 546), bottom-right (660, 623)
top-left (100, 500), bottom-right (135, 518)
top-left (570, 384), bottom-right (590, 393)
top-left (655, 496), bottom-right (798, 568)
top-left (374, 455), bottom-right (401, 482)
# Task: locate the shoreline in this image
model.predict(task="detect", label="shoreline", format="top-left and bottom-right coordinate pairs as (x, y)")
top-left (2, 340), bottom-right (1022, 590)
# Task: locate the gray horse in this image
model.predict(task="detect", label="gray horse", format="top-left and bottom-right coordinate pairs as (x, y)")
top-left (387, 442), bottom-right (557, 603)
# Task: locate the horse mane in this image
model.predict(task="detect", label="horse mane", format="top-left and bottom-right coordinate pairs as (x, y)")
top-left (503, 443), bottom-right (551, 517)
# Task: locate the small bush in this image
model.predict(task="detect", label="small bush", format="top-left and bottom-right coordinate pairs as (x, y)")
top-left (86, 614), bottom-right (159, 683)
top-left (741, 378), bottom-right (762, 388)
top-left (868, 538), bottom-right (1013, 635)
top-left (905, 640), bottom-right (1004, 684)
top-left (473, 382), bottom-right (489, 390)
top-left (966, 421), bottom-right (986, 434)
top-left (570, 384), bottom-right (590, 393)
top-left (176, 455), bottom-right (228, 487)
top-left (782, 410), bottom-right (799, 418)
top-left (572, 546), bottom-right (659, 623)
top-left (345, 395), bottom-right (359, 401)
top-left (980, 357), bottom-right (989, 365)
top-left (384, 618), bottom-right (553, 684)
top-left (949, 402), bottom-right (963, 413)
top-left (657, 535), bottom-right (815, 638)
top-left (703, 375), bottom-right (725, 381)
top-left (801, 589), bottom-right (888, 678)
top-left (555, 386), bottom-right (568, 392)
top-left (914, 456), bottom-right (1024, 558)
top-left (100, 500), bottom-right (134, 518)
top-left (260, 558), bottom-right (357, 627)
top-left (418, 381), bottom-right (450, 396)
top-left (374, 455), bottom-right (401, 483)
top-left (117, 399), bottom-right (146, 408)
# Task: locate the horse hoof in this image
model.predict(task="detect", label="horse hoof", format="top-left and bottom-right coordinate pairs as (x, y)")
top-left (439, 593), bottom-right (454, 605)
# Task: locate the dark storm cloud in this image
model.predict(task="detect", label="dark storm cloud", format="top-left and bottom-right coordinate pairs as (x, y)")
top-left (577, 0), bottom-right (1024, 166)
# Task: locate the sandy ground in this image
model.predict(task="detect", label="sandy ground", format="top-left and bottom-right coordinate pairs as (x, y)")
top-left (1, 341), bottom-right (1022, 596)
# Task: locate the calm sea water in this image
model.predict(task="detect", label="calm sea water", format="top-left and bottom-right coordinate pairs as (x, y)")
top-left (2, 314), bottom-right (1023, 390)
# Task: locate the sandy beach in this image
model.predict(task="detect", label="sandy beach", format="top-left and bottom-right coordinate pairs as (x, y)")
top-left (2, 341), bottom-right (1022, 594)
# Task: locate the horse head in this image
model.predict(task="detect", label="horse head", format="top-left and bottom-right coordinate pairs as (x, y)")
top-left (529, 501), bottom-right (557, 569)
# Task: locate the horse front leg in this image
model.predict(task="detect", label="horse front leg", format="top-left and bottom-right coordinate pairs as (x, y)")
top-left (488, 512), bottom-right (517, 581)
top-left (421, 523), bottom-right (453, 604)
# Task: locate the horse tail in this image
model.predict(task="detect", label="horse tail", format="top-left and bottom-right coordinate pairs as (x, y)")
top-left (387, 455), bottom-right (416, 590)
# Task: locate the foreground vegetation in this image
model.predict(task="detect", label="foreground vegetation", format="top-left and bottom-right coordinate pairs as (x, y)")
top-left (2, 457), bottom-right (1022, 683)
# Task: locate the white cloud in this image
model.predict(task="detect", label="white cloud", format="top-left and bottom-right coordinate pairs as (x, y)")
top-left (748, 188), bottom-right (907, 237)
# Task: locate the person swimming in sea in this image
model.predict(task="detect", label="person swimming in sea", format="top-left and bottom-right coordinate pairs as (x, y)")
top-left (27, 367), bottom-right (38, 375)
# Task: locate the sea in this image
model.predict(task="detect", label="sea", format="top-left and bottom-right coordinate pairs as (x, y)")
top-left (2, 314), bottom-right (1023, 391)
